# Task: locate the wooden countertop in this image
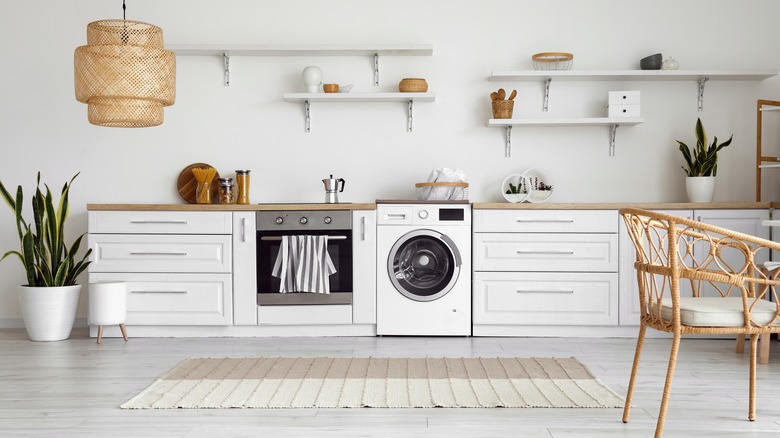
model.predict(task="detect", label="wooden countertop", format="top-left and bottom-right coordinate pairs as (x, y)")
top-left (472, 202), bottom-right (772, 210)
top-left (87, 203), bottom-right (377, 211)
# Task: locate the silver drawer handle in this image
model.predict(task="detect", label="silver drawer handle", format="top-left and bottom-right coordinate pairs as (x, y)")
top-left (130, 220), bottom-right (189, 224)
top-left (131, 290), bottom-right (188, 294)
top-left (517, 289), bottom-right (575, 294)
top-left (516, 219), bottom-right (574, 223)
top-left (516, 250), bottom-right (574, 255)
top-left (130, 252), bottom-right (189, 256)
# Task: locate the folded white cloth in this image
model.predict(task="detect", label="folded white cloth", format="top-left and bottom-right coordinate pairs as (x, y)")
top-left (271, 235), bottom-right (336, 293)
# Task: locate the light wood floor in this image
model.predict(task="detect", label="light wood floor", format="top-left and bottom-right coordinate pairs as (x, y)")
top-left (1, 329), bottom-right (780, 437)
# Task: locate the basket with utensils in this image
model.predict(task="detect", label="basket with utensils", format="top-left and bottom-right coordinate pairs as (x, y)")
top-left (415, 182), bottom-right (469, 201)
top-left (532, 52), bottom-right (574, 71)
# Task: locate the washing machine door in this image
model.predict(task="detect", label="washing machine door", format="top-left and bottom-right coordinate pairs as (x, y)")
top-left (387, 229), bottom-right (462, 302)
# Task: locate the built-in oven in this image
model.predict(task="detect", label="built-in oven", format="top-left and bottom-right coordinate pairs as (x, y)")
top-left (256, 210), bottom-right (353, 305)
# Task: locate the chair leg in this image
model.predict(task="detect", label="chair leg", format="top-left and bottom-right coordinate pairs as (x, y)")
top-left (749, 334), bottom-right (759, 421)
top-left (623, 324), bottom-right (647, 424)
top-left (96, 325), bottom-right (103, 344)
top-left (654, 333), bottom-right (682, 438)
top-left (736, 334), bottom-right (746, 354)
top-left (759, 333), bottom-right (770, 365)
top-left (119, 324), bottom-right (128, 342)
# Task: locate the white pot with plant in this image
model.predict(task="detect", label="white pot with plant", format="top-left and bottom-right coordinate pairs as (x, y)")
top-left (677, 118), bottom-right (733, 203)
top-left (0, 172), bottom-right (91, 341)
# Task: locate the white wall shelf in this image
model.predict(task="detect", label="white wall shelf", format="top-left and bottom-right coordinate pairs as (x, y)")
top-left (489, 69), bottom-right (777, 112)
top-left (756, 99), bottom-right (780, 200)
top-left (170, 44), bottom-right (433, 86)
top-left (488, 117), bottom-right (644, 158)
top-left (284, 92), bottom-right (436, 132)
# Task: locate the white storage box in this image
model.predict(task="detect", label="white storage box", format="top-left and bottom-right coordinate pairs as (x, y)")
top-left (608, 104), bottom-right (641, 117)
top-left (608, 91), bottom-right (640, 105)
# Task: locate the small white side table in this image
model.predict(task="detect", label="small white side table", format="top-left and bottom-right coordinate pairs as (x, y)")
top-left (88, 282), bottom-right (128, 344)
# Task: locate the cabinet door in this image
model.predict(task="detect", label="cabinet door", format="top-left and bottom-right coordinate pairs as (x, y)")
top-left (90, 272), bottom-right (233, 326)
top-left (232, 212), bottom-right (257, 325)
top-left (352, 210), bottom-right (376, 324)
top-left (473, 272), bottom-right (618, 326)
top-left (474, 233), bottom-right (617, 272)
top-left (89, 234), bottom-right (232, 273)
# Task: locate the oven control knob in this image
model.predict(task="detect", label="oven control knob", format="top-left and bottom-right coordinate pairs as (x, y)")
top-left (324, 216), bottom-right (332, 224)
top-left (300, 217), bottom-right (308, 225)
top-left (275, 217), bottom-right (284, 225)
top-left (418, 209), bottom-right (429, 219)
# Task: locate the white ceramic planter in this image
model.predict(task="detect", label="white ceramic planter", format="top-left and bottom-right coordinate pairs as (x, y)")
top-left (88, 282), bottom-right (127, 326)
top-left (302, 66), bottom-right (322, 93)
top-left (686, 176), bottom-right (716, 203)
top-left (17, 285), bottom-right (81, 342)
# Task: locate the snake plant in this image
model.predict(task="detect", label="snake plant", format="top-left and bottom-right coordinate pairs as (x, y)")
top-left (678, 118), bottom-right (733, 177)
top-left (0, 172), bottom-right (91, 287)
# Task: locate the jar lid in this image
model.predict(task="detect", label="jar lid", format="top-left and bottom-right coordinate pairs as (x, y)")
top-left (218, 177), bottom-right (234, 186)
top-left (235, 169), bottom-right (251, 174)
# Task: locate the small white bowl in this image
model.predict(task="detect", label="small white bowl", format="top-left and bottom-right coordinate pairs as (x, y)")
top-left (522, 168), bottom-right (554, 203)
top-left (501, 173), bottom-right (528, 203)
top-left (339, 84), bottom-right (354, 93)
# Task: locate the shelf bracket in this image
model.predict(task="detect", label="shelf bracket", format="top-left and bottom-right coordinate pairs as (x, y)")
top-left (407, 100), bottom-right (414, 132)
top-left (304, 100), bottom-right (311, 133)
top-left (609, 124), bottom-right (618, 157)
top-left (697, 77), bottom-right (709, 111)
top-left (223, 52), bottom-right (231, 86)
top-left (374, 53), bottom-right (380, 86)
top-left (543, 77), bottom-right (552, 111)
top-left (504, 126), bottom-right (513, 158)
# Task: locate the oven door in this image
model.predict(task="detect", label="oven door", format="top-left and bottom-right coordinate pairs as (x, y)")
top-left (256, 230), bottom-right (353, 305)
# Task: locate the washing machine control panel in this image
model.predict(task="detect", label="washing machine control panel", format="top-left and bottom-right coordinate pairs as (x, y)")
top-left (377, 204), bottom-right (471, 226)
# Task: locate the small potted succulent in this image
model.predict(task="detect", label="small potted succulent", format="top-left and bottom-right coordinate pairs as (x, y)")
top-left (502, 175), bottom-right (528, 203)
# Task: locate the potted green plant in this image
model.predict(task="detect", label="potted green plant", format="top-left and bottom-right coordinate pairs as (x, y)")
top-left (0, 172), bottom-right (91, 341)
top-left (677, 118), bottom-right (733, 202)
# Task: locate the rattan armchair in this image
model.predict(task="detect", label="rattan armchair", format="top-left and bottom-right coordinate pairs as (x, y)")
top-left (620, 208), bottom-right (780, 438)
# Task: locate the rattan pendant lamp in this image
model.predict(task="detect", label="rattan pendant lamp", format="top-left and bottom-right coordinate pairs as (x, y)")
top-left (74, 1), bottom-right (175, 127)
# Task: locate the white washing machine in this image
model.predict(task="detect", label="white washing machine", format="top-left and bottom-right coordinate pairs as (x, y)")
top-left (376, 202), bottom-right (471, 336)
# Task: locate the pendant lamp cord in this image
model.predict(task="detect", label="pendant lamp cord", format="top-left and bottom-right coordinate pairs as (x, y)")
top-left (122, 0), bottom-right (126, 20)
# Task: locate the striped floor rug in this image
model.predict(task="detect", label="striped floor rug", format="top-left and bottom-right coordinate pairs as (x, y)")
top-left (121, 356), bottom-right (624, 409)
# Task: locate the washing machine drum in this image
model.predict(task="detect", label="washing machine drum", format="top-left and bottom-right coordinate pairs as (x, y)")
top-left (388, 229), bottom-right (462, 302)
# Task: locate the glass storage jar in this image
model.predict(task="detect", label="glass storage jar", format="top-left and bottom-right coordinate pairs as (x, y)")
top-left (236, 170), bottom-right (250, 204)
top-left (218, 177), bottom-right (235, 204)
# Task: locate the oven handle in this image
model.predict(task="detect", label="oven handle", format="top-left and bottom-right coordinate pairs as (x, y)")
top-left (259, 235), bottom-right (348, 241)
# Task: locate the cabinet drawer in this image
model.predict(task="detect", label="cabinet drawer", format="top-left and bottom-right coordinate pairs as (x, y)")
top-left (473, 233), bottom-right (617, 272)
top-left (88, 211), bottom-right (232, 234)
top-left (474, 210), bottom-right (617, 233)
top-left (89, 234), bottom-right (232, 273)
top-left (89, 273), bottom-right (232, 326)
top-left (473, 272), bottom-right (618, 326)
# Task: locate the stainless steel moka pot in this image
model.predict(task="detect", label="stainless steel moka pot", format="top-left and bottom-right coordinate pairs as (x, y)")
top-left (322, 174), bottom-right (345, 203)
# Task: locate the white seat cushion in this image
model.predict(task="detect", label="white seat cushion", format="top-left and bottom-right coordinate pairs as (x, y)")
top-left (660, 297), bottom-right (780, 327)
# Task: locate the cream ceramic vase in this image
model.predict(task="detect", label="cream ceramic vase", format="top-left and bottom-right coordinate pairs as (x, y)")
top-left (302, 66), bottom-right (322, 93)
top-left (686, 176), bottom-right (716, 203)
top-left (18, 285), bottom-right (81, 342)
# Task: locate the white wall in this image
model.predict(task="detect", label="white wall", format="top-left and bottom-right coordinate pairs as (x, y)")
top-left (1, 0), bottom-right (780, 325)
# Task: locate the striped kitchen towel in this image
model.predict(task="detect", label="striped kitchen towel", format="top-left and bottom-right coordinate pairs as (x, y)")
top-left (271, 235), bottom-right (336, 293)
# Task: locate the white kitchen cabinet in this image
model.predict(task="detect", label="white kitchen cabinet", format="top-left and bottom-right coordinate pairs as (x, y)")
top-left (352, 210), bottom-right (377, 325)
top-left (232, 212), bottom-right (257, 325)
top-left (88, 211), bottom-right (234, 326)
top-left (473, 209), bottom-right (619, 335)
top-left (618, 208), bottom-right (770, 326)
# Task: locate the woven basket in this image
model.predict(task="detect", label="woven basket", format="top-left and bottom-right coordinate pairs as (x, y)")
top-left (531, 52), bottom-right (574, 71)
top-left (399, 78), bottom-right (428, 92)
top-left (492, 100), bottom-right (514, 119)
top-left (415, 182), bottom-right (469, 201)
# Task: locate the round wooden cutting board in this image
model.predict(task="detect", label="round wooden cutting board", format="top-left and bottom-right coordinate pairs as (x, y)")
top-left (177, 163), bottom-right (220, 204)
